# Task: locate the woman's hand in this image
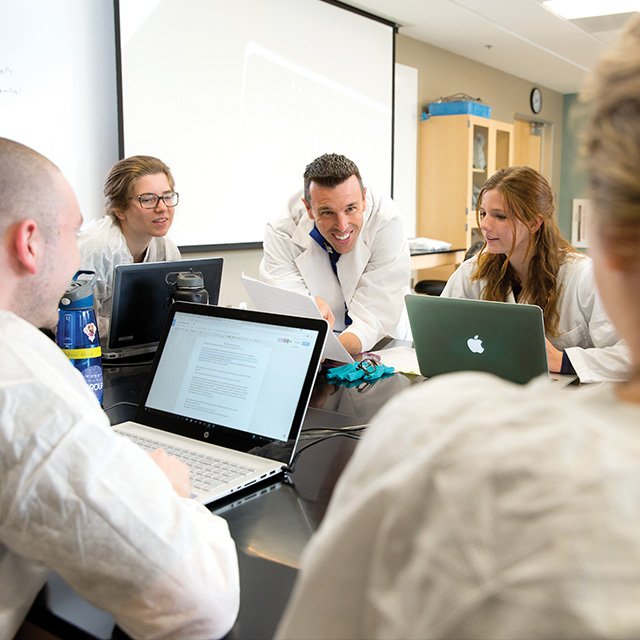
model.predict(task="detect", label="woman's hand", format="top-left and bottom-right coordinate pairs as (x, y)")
top-left (545, 338), bottom-right (563, 373)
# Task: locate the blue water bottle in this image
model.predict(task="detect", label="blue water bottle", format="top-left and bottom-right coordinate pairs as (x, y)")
top-left (56, 271), bottom-right (104, 404)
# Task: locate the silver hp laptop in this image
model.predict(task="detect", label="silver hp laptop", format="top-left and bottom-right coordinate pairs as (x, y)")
top-left (104, 257), bottom-right (223, 359)
top-left (114, 301), bottom-right (328, 504)
top-left (405, 294), bottom-right (550, 385)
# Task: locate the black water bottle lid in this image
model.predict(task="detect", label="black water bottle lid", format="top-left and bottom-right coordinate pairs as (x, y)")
top-left (175, 272), bottom-right (204, 289)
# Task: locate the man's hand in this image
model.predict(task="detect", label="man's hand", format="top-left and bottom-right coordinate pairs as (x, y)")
top-left (148, 449), bottom-right (192, 498)
top-left (545, 338), bottom-right (563, 373)
top-left (339, 332), bottom-right (363, 357)
top-left (314, 296), bottom-right (335, 330)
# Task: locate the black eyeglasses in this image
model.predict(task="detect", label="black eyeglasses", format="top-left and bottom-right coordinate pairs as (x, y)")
top-left (131, 192), bottom-right (179, 209)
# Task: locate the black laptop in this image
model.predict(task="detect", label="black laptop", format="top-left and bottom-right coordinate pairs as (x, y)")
top-left (104, 257), bottom-right (223, 359)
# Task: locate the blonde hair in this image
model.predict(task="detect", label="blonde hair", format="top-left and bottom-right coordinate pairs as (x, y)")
top-left (581, 14), bottom-right (640, 266)
top-left (104, 155), bottom-right (175, 218)
top-left (472, 166), bottom-right (574, 336)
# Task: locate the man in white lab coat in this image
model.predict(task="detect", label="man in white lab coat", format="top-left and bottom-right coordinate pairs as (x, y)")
top-left (259, 154), bottom-right (411, 356)
top-left (0, 138), bottom-right (239, 639)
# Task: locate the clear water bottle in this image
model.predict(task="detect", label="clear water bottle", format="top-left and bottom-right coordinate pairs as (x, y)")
top-left (56, 271), bottom-right (103, 404)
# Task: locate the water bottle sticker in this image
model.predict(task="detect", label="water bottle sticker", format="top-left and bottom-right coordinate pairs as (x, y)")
top-left (82, 322), bottom-right (98, 342)
top-left (83, 364), bottom-right (103, 395)
top-left (62, 346), bottom-right (102, 359)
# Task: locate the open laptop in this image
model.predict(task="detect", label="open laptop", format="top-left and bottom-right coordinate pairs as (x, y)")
top-left (241, 273), bottom-right (354, 363)
top-left (113, 301), bottom-right (328, 504)
top-left (405, 294), bottom-right (572, 385)
top-left (103, 257), bottom-right (223, 360)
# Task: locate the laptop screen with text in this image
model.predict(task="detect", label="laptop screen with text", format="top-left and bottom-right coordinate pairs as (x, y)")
top-left (138, 306), bottom-right (326, 448)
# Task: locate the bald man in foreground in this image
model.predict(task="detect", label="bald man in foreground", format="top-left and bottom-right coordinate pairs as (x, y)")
top-left (0, 138), bottom-right (239, 639)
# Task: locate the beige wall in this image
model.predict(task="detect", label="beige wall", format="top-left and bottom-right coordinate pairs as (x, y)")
top-left (396, 34), bottom-right (565, 196)
top-left (185, 248), bottom-right (263, 309)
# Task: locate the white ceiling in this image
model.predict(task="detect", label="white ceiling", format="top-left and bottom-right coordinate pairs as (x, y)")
top-left (346, 0), bottom-right (637, 93)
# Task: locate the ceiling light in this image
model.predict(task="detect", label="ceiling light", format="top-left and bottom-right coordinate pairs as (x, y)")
top-left (542, 0), bottom-right (640, 19)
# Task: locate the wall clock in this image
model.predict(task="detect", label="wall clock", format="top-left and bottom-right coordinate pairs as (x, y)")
top-left (530, 87), bottom-right (543, 114)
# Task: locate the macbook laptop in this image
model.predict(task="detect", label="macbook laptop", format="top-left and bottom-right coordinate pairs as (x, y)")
top-left (406, 294), bottom-right (555, 385)
top-left (113, 301), bottom-right (328, 504)
top-left (104, 257), bottom-right (223, 360)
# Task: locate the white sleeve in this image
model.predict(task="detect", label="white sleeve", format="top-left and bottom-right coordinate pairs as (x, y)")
top-left (440, 258), bottom-right (481, 299)
top-left (163, 236), bottom-right (182, 260)
top-left (277, 373), bottom-right (502, 640)
top-left (562, 260), bottom-right (631, 382)
top-left (259, 218), bottom-right (312, 296)
top-left (0, 382), bottom-right (239, 640)
top-left (341, 209), bottom-right (411, 351)
top-left (278, 374), bottom-right (640, 640)
top-left (78, 219), bottom-right (131, 337)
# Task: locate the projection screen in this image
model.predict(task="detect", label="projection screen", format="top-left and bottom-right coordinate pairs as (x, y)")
top-left (116, 0), bottom-right (396, 249)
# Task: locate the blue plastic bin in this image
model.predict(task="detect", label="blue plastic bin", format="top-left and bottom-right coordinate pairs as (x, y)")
top-left (428, 100), bottom-right (492, 118)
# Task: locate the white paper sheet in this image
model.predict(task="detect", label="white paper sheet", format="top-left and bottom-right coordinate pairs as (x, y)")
top-left (241, 274), bottom-right (354, 363)
top-left (370, 345), bottom-right (421, 375)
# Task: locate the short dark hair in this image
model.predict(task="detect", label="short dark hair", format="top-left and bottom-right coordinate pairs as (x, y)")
top-left (303, 153), bottom-right (364, 202)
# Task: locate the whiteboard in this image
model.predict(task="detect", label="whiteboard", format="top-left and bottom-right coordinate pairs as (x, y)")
top-left (0, 0), bottom-right (119, 221)
top-left (394, 63), bottom-right (418, 238)
top-left (117, 0), bottom-right (395, 248)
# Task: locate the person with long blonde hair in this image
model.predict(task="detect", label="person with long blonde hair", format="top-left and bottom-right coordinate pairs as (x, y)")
top-left (276, 15), bottom-right (640, 639)
top-left (441, 165), bottom-right (629, 382)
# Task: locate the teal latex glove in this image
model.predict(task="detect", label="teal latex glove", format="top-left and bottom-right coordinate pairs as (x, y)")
top-left (326, 359), bottom-right (394, 383)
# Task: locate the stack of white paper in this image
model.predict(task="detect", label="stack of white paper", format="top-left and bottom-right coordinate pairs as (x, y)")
top-left (241, 274), bottom-right (354, 364)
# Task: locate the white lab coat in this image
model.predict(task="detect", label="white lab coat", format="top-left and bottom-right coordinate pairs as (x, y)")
top-left (277, 372), bottom-right (640, 640)
top-left (259, 189), bottom-right (411, 352)
top-left (78, 216), bottom-right (181, 337)
top-left (0, 311), bottom-right (239, 639)
top-left (441, 253), bottom-right (630, 383)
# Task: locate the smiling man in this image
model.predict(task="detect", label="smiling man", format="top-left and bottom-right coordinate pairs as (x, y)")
top-left (259, 154), bottom-right (411, 356)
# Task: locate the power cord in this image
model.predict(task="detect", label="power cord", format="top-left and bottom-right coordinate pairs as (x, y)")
top-left (103, 400), bottom-right (139, 415)
top-left (102, 359), bottom-right (154, 368)
top-left (302, 424), bottom-right (367, 434)
top-left (286, 431), bottom-right (363, 474)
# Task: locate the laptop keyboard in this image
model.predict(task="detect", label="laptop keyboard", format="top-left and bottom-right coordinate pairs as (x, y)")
top-left (123, 432), bottom-right (256, 495)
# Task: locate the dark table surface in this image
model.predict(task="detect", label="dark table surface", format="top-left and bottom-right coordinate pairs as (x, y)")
top-left (28, 361), bottom-right (420, 639)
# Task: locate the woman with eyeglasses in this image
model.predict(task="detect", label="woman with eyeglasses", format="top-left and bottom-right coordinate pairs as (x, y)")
top-left (78, 155), bottom-right (181, 335)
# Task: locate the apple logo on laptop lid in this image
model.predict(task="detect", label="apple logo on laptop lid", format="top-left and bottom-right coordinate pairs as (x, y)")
top-left (467, 335), bottom-right (484, 354)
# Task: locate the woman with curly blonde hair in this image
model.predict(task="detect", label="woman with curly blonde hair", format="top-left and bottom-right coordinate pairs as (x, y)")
top-left (441, 165), bottom-right (629, 382)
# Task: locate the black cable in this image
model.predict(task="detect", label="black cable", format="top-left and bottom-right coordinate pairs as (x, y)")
top-left (287, 431), bottom-right (362, 473)
top-left (302, 424), bottom-right (367, 432)
top-left (300, 425), bottom-right (367, 439)
top-left (103, 400), bottom-right (139, 414)
top-left (102, 359), bottom-right (154, 368)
